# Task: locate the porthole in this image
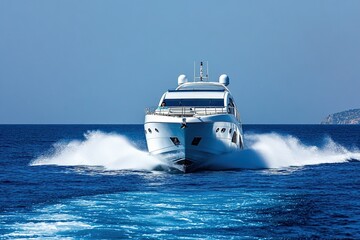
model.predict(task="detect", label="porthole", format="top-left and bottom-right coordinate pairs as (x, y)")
top-left (148, 128), bottom-right (152, 133)
top-left (229, 129), bottom-right (232, 134)
top-left (221, 128), bottom-right (226, 133)
top-left (216, 128), bottom-right (220, 133)
top-left (155, 128), bottom-right (159, 133)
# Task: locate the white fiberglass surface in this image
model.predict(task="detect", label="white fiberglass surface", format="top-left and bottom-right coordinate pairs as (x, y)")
top-left (165, 91), bottom-right (225, 99)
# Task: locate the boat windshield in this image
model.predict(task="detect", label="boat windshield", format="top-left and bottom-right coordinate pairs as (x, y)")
top-left (163, 98), bottom-right (224, 107)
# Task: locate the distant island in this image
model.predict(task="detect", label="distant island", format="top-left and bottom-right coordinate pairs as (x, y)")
top-left (321, 109), bottom-right (360, 124)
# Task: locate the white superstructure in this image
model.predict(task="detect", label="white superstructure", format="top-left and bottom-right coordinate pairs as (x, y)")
top-left (144, 62), bottom-right (244, 172)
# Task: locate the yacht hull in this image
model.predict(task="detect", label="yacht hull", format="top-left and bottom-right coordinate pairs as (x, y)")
top-left (145, 114), bottom-right (243, 172)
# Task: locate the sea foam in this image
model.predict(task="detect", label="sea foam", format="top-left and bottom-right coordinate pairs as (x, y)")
top-left (31, 131), bottom-right (360, 171)
top-left (209, 133), bottom-right (360, 170)
top-left (31, 131), bottom-right (164, 171)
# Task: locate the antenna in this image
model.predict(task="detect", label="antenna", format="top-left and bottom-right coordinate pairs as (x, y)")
top-left (193, 61), bottom-right (209, 82)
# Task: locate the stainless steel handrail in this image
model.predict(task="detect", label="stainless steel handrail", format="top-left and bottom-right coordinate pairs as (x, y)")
top-left (145, 106), bottom-right (241, 121)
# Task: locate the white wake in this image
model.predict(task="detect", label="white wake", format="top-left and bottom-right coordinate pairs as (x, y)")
top-left (247, 133), bottom-right (360, 168)
top-left (209, 133), bottom-right (360, 170)
top-left (31, 131), bottom-right (360, 171)
top-left (31, 131), bottom-right (165, 171)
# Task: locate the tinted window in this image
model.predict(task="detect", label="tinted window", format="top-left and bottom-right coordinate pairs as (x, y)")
top-left (164, 99), bottom-right (224, 107)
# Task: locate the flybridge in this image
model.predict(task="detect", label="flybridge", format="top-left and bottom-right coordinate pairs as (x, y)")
top-left (145, 61), bottom-right (240, 120)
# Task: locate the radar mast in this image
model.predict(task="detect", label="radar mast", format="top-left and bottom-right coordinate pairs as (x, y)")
top-left (193, 61), bottom-right (209, 82)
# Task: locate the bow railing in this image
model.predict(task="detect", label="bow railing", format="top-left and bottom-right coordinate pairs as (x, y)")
top-left (145, 106), bottom-right (241, 122)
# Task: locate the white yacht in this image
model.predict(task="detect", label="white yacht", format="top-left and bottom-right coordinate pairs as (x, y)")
top-left (144, 62), bottom-right (244, 172)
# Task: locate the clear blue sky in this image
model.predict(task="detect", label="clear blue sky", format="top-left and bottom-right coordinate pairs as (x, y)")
top-left (1, 0), bottom-right (359, 124)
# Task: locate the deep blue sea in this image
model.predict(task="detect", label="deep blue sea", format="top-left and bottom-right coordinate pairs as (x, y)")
top-left (1, 124), bottom-right (360, 239)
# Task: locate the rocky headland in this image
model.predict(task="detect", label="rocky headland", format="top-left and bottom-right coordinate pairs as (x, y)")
top-left (321, 109), bottom-right (360, 124)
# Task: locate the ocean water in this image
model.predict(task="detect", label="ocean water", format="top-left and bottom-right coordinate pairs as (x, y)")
top-left (0, 124), bottom-right (360, 239)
